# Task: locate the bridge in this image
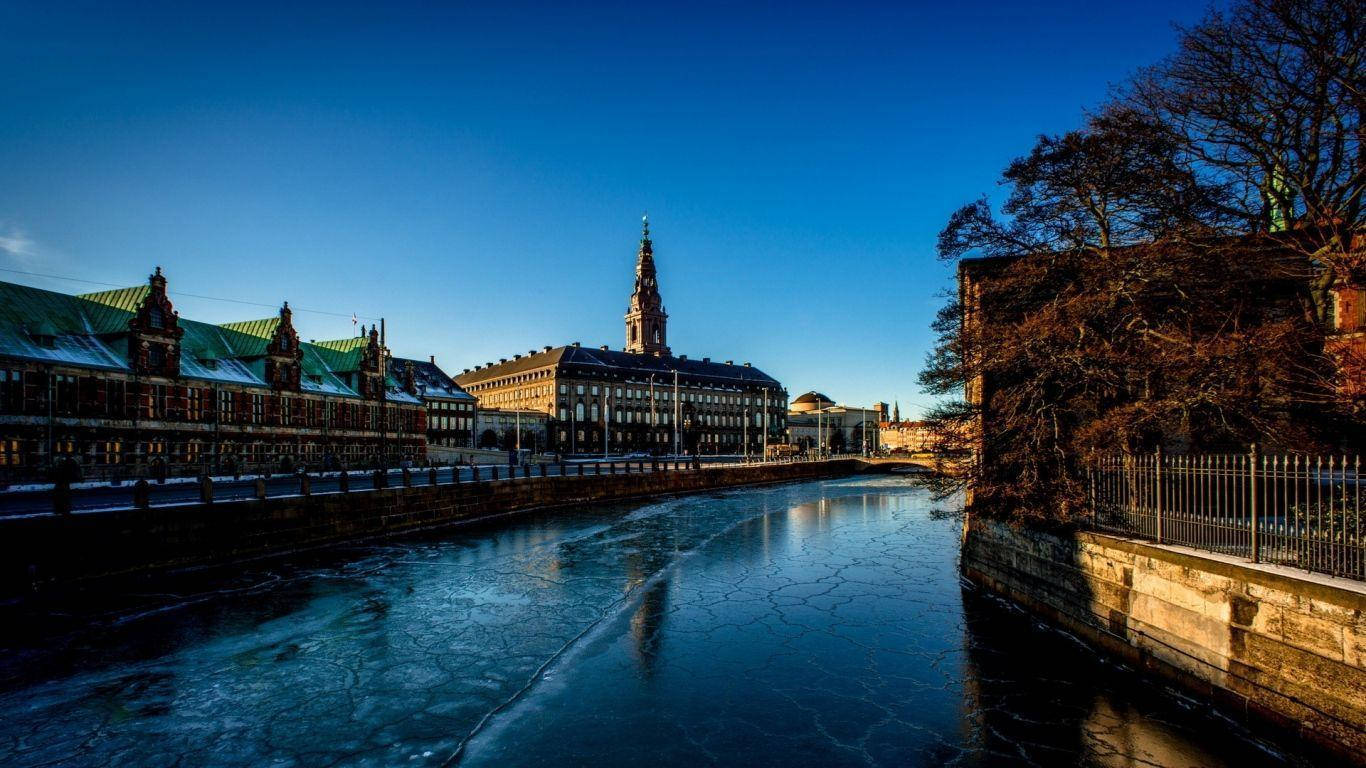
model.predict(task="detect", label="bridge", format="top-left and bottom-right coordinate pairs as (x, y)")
top-left (854, 454), bottom-right (966, 475)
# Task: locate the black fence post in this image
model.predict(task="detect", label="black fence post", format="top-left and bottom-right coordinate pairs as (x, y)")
top-left (430, 467), bottom-right (439, 486)
top-left (373, 470), bottom-right (386, 490)
top-left (339, 471), bottom-right (350, 493)
top-left (133, 478), bottom-right (150, 509)
top-left (492, 466), bottom-right (500, 481)
top-left (254, 477), bottom-right (267, 500)
top-left (540, 462), bottom-right (548, 477)
top-left (200, 474), bottom-right (213, 504)
top-left (53, 479), bottom-right (72, 515)
top-left (401, 468), bottom-right (412, 488)
top-left (299, 473), bottom-right (311, 496)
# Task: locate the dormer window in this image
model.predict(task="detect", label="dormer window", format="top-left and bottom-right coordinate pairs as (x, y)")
top-left (279, 335), bottom-right (291, 352)
top-left (148, 306), bottom-right (164, 329)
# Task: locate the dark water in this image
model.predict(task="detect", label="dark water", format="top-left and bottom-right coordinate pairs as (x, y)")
top-left (0, 477), bottom-right (1313, 767)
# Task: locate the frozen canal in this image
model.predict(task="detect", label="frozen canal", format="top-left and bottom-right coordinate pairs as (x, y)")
top-left (0, 476), bottom-right (1313, 766)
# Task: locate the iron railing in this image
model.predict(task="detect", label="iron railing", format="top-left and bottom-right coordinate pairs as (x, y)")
top-left (1089, 448), bottom-right (1363, 581)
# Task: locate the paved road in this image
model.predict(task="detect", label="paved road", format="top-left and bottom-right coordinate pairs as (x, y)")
top-left (0, 456), bottom-right (796, 517)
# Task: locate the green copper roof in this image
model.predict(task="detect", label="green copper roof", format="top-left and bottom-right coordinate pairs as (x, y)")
top-left (216, 317), bottom-right (279, 357)
top-left (311, 336), bottom-right (368, 371)
top-left (78, 285), bottom-right (150, 316)
top-left (219, 317), bottom-right (280, 339)
top-left (0, 281), bottom-right (131, 369)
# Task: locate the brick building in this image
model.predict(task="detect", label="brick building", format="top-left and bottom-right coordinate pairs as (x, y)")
top-left (0, 268), bottom-right (426, 482)
top-left (456, 217), bottom-right (787, 455)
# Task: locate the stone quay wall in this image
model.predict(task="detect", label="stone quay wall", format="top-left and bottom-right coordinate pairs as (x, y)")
top-left (0, 460), bottom-right (861, 596)
top-left (961, 516), bottom-right (1366, 762)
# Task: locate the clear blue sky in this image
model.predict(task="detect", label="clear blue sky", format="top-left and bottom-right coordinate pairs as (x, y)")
top-left (0, 1), bottom-right (1212, 417)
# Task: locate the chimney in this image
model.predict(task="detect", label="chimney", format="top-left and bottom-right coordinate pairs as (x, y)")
top-left (572, 341), bottom-right (581, 347)
top-left (463, 368), bottom-right (470, 374)
top-left (513, 354), bottom-right (522, 359)
top-left (679, 355), bottom-right (687, 361)
top-left (743, 362), bottom-right (751, 367)
top-left (542, 345), bottom-right (552, 352)
top-left (703, 357), bottom-right (710, 363)
top-left (499, 358), bottom-right (507, 363)
top-left (429, 355), bottom-right (435, 364)
top-left (600, 344), bottom-right (609, 351)
top-left (725, 360), bottom-right (732, 365)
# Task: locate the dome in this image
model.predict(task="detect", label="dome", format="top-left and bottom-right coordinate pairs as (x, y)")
top-left (790, 391), bottom-right (834, 412)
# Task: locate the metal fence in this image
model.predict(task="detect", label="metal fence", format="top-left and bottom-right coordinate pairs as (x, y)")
top-left (1089, 449), bottom-right (1363, 581)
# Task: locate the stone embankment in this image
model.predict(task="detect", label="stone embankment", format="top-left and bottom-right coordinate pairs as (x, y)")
top-left (961, 516), bottom-right (1366, 763)
top-left (0, 460), bottom-right (863, 595)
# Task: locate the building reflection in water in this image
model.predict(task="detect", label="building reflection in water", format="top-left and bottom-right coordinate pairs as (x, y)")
top-left (628, 578), bottom-right (669, 679)
top-left (957, 586), bottom-right (1285, 767)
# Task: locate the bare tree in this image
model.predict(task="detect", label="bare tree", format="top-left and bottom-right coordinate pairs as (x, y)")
top-left (1126, 0), bottom-right (1364, 312)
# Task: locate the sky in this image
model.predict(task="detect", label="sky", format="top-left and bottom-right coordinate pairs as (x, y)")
top-left (0, 1), bottom-right (1214, 417)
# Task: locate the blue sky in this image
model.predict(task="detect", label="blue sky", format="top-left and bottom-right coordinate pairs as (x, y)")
top-left (0, 1), bottom-right (1211, 416)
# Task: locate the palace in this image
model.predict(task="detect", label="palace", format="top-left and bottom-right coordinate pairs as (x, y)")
top-left (456, 218), bottom-right (788, 455)
top-left (0, 269), bottom-right (427, 482)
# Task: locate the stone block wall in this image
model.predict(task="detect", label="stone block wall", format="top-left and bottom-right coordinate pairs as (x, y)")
top-left (961, 517), bottom-right (1366, 762)
top-left (0, 461), bottom-right (859, 596)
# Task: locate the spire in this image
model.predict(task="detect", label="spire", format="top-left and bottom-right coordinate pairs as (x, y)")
top-left (625, 214), bottom-right (668, 355)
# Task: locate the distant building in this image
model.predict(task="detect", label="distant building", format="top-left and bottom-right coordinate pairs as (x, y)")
top-left (392, 356), bottom-right (477, 454)
top-left (786, 392), bottom-right (886, 453)
top-left (0, 269), bottom-right (426, 482)
top-left (879, 420), bottom-right (935, 453)
top-left (456, 217), bottom-right (787, 455)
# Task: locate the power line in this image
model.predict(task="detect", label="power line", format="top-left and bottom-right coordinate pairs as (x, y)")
top-left (0, 266), bottom-right (380, 321)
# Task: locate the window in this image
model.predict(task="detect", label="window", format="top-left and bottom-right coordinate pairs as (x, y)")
top-left (149, 384), bottom-right (168, 419)
top-left (54, 374), bottom-right (77, 415)
top-left (590, 403), bottom-right (599, 421)
top-left (0, 439), bottom-right (21, 466)
top-left (575, 384), bottom-right (585, 395)
top-left (148, 306), bottom-right (164, 329)
top-left (1, 369), bottom-right (22, 413)
top-left (147, 344), bottom-right (165, 369)
top-left (590, 385), bottom-right (599, 396)
top-left (188, 388), bottom-right (205, 421)
top-left (251, 394), bottom-right (264, 424)
top-left (575, 402), bottom-right (585, 421)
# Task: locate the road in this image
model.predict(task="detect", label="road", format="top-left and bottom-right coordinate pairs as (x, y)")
top-left (0, 456), bottom-right (787, 516)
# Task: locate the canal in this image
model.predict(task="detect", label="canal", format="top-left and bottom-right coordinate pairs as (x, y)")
top-left (0, 476), bottom-right (1315, 766)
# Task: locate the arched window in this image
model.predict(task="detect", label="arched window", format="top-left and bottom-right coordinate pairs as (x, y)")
top-left (590, 403), bottom-right (599, 421)
top-left (631, 325), bottom-right (638, 342)
top-left (575, 402), bottom-right (585, 421)
top-left (652, 325), bottom-right (660, 344)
